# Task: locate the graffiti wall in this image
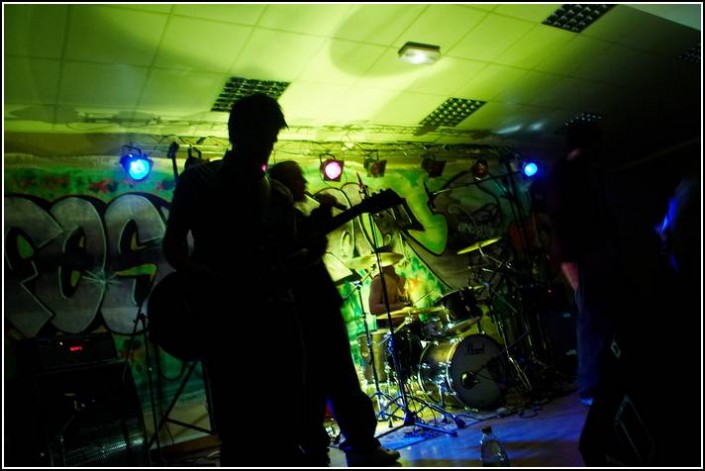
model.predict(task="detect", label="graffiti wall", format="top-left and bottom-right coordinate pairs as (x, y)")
top-left (4, 151), bottom-right (543, 444)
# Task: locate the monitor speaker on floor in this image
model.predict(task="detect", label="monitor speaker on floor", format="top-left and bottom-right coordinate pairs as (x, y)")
top-left (7, 359), bottom-right (149, 466)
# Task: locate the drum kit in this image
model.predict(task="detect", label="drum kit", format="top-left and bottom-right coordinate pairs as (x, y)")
top-left (347, 237), bottom-right (521, 412)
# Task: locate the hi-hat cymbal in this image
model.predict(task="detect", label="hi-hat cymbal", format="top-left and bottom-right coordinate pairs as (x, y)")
top-left (457, 237), bottom-right (502, 255)
top-left (377, 305), bottom-right (447, 320)
top-left (347, 252), bottom-right (403, 269)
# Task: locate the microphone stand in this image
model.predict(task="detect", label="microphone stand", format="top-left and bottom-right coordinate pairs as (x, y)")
top-left (357, 174), bottom-right (464, 438)
top-left (348, 278), bottom-right (395, 420)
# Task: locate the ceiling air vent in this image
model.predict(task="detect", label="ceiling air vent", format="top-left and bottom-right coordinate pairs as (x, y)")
top-left (211, 77), bottom-right (291, 112)
top-left (542, 4), bottom-right (614, 33)
top-left (678, 43), bottom-right (700, 64)
top-left (419, 98), bottom-right (486, 128)
top-left (556, 111), bottom-right (602, 134)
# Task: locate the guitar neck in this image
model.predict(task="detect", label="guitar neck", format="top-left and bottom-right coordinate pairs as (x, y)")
top-left (320, 206), bottom-right (363, 234)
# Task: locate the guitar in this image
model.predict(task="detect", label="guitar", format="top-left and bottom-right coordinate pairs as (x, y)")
top-left (148, 188), bottom-right (405, 361)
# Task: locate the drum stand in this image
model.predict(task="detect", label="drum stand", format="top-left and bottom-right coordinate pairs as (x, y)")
top-left (348, 279), bottom-right (395, 420)
top-left (358, 178), bottom-right (464, 438)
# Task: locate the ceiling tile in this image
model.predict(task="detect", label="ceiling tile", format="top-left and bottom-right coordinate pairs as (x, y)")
top-left (298, 39), bottom-right (387, 85)
top-left (257, 4), bottom-right (353, 36)
top-left (59, 62), bottom-right (148, 108)
top-left (399, 4), bottom-right (487, 51)
top-left (333, 4), bottom-right (428, 46)
top-left (574, 44), bottom-right (654, 85)
top-left (495, 25), bottom-right (575, 69)
top-left (154, 16), bottom-right (253, 73)
top-left (533, 35), bottom-right (611, 76)
top-left (4, 57), bottom-right (61, 104)
top-left (447, 13), bottom-right (534, 62)
top-left (279, 81), bottom-right (352, 125)
top-left (373, 92), bottom-right (446, 126)
top-left (4, 5), bottom-right (68, 59)
top-left (453, 64), bottom-right (529, 102)
top-left (362, 48), bottom-right (437, 91)
top-left (229, 29), bottom-right (327, 82)
top-left (138, 68), bottom-right (225, 113)
top-left (493, 4), bottom-right (560, 23)
top-left (65, 5), bottom-right (168, 66)
top-left (530, 76), bottom-right (606, 112)
top-left (454, 100), bottom-right (525, 132)
top-left (407, 57), bottom-right (487, 95)
top-left (172, 4), bottom-right (266, 25)
top-left (109, 5), bottom-right (173, 14)
top-left (492, 71), bottom-right (562, 106)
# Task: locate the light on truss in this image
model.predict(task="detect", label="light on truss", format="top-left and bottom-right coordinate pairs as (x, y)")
top-left (320, 154), bottom-right (344, 182)
top-left (422, 155), bottom-right (446, 178)
top-left (364, 152), bottom-right (386, 178)
top-left (120, 146), bottom-right (153, 181)
top-left (471, 159), bottom-right (489, 180)
top-left (522, 161), bottom-right (538, 177)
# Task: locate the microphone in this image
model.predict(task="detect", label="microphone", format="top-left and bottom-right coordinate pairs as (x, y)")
top-left (310, 192), bottom-right (347, 211)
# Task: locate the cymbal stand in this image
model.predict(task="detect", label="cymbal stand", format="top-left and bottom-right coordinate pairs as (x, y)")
top-left (357, 174), bottom-right (464, 437)
top-left (349, 279), bottom-right (395, 420)
top-left (475, 258), bottom-right (533, 392)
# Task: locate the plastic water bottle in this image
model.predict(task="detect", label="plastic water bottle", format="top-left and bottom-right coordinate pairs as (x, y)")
top-left (480, 426), bottom-right (510, 467)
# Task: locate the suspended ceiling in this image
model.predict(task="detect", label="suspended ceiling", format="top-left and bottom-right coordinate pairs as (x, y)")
top-left (3, 3), bottom-right (702, 160)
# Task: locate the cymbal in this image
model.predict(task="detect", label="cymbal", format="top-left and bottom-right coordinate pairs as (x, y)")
top-left (377, 305), bottom-right (447, 320)
top-left (445, 316), bottom-right (482, 335)
top-left (347, 252), bottom-right (403, 269)
top-left (457, 237), bottom-right (502, 255)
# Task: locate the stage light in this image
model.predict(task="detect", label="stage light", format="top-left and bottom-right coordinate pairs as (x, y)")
top-left (422, 155), bottom-right (446, 178)
top-left (522, 161), bottom-right (538, 177)
top-left (120, 146), bottom-right (153, 181)
top-left (398, 41), bottom-right (441, 65)
top-left (471, 159), bottom-right (489, 180)
top-left (320, 153), bottom-right (344, 182)
top-left (364, 152), bottom-right (386, 178)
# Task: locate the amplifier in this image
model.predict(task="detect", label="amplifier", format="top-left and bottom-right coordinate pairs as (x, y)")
top-left (17, 332), bottom-right (118, 375)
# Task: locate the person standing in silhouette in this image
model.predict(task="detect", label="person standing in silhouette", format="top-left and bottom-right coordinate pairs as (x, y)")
top-left (162, 94), bottom-right (306, 466)
top-left (268, 161), bottom-right (401, 467)
top-left (545, 121), bottom-right (626, 406)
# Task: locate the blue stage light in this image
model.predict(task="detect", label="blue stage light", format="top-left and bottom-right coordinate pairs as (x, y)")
top-left (120, 147), bottom-right (153, 181)
top-left (522, 162), bottom-right (538, 177)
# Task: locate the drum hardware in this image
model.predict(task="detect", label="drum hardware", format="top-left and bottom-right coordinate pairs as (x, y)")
top-left (346, 252), bottom-right (404, 270)
top-left (356, 176), bottom-right (465, 436)
top-left (348, 280), bottom-right (395, 417)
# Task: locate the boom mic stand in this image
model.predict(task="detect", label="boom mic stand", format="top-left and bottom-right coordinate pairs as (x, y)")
top-left (356, 174), bottom-right (464, 438)
top-left (347, 277), bottom-right (395, 421)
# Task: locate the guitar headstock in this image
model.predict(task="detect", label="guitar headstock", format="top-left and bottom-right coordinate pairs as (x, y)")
top-left (360, 189), bottom-right (404, 214)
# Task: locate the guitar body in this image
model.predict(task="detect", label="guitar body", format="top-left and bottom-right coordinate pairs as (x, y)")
top-left (147, 271), bottom-right (207, 362)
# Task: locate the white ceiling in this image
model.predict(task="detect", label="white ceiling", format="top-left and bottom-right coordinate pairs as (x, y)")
top-left (3, 3), bottom-right (702, 160)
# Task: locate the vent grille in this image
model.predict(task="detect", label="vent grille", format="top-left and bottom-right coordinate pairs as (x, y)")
top-left (557, 111), bottom-right (602, 134)
top-left (678, 43), bottom-right (700, 64)
top-left (542, 4), bottom-right (614, 33)
top-left (420, 98), bottom-right (486, 127)
top-left (211, 77), bottom-right (291, 112)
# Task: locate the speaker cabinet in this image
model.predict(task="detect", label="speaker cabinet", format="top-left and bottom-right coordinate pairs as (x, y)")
top-left (7, 360), bottom-right (148, 466)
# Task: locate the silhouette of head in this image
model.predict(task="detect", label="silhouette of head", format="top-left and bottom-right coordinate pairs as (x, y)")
top-left (228, 93), bottom-right (287, 166)
top-left (268, 161), bottom-right (307, 202)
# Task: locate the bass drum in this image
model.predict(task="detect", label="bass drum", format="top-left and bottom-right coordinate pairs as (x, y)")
top-left (418, 334), bottom-right (505, 410)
